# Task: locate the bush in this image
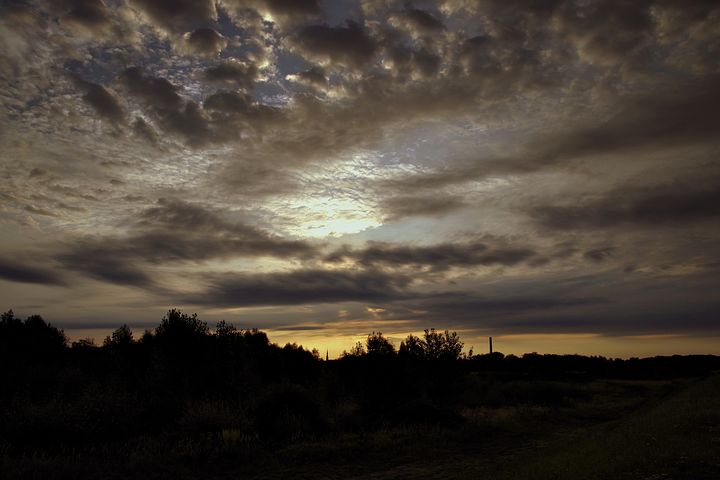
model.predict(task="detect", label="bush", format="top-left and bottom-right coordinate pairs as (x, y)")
top-left (251, 383), bottom-right (326, 444)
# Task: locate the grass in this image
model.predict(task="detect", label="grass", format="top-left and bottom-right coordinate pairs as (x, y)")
top-left (507, 375), bottom-right (720, 480)
top-left (1, 375), bottom-right (718, 479)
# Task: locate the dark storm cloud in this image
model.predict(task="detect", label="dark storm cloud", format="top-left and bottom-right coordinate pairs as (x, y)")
top-left (559, 0), bottom-right (654, 65)
top-left (183, 28), bottom-right (227, 57)
top-left (261, 0), bottom-right (320, 16)
top-left (54, 250), bottom-right (155, 288)
top-left (120, 67), bottom-right (183, 112)
top-left (120, 67), bottom-right (214, 145)
top-left (204, 91), bottom-right (254, 114)
top-left (384, 45), bottom-right (441, 79)
top-left (204, 92), bottom-right (281, 140)
top-left (388, 78), bottom-right (720, 195)
top-left (293, 21), bottom-right (377, 68)
top-left (138, 198), bottom-right (255, 235)
top-left (244, 0), bottom-right (321, 17)
top-left (584, 247), bottom-right (615, 262)
top-left (59, 0), bottom-right (113, 35)
top-left (388, 7), bottom-right (445, 36)
top-left (182, 268), bottom-right (411, 307)
top-left (532, 182), bottom-right (720, 230)
top-left (134, 198), bottom-right (315, 258)
top-left (500, 306), bottom-right (720, 336)
top-left (203, 60), bottom-right (260, 89)
top-left (533, 78), bottom-right (720, 161)
top-left (72, 77), bottom-right (125, 123)
top-left (326, 241), bottom-right (537, 271)
top-left (129, 0), bottom-right (216, 33)
top-left (53, 199), bottom-right (316, 287)
top-left (161, 101), bottom-right (211, 146)
top-left (381, 194), bottom-right (467, 220)
top-left (0, 257), bottom-right (66, 286)
top-left (409, 294), bottom-right (607, 319)
top-left (222, 0), bottom-right (321, 27)
top-left (116, 66), bottom-right (282, 145)
top-left (458, 35), bottom-right (503, 76)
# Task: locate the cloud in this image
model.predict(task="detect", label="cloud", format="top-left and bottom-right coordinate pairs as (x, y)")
top-left (120, 67), bottom-right (183, 112)
top-left (203, 60), bottom-right (260, 89)
top-left (285, 66), bottom-right (328, 89)
top-left (161, 101), bottom-right (211, 146)
top-left (326, 240), bottom-right (537, 271)
top-left (381, 194), bottom-right (467, 220)
top-left (72, 76), bottom-right (125, 124)
top-left (204, 91), bottom-right (254, 114)
top-left (182, 28), bottom-right (227, 57)
top-left (132, 117), bottom-right (159, 143)
top-left (259, 0), bottom-right (321, 17)
top-left (409, 294), bottom-right (607, 320)
top-left (384, 45), bottom-right (441, 79)
top-left (558, 0), bottom-right (655, 66)
top-left (54, 249), bottom-right (155, 288)
top-left (246, 0), bottom-right (320, 17)
top-left (119, 67), bottom-right (214, 145)
top-left (222, 0), bottom-right (321, 27)
top-left (0, 257), bottom-right (66, 286)
top-left (59, 0), bottom-right (113, 37)
top-left (532, 182), bottom-right (720, 230)
top-left (387, 78), bottom-right (720, 195)
top-left (29, 168), bottom-right (47, 178)
top-left (53, 199), bottom-right (317, 287)
top-left (129, 0), bottom-right (217, 34)
top-left (584, 247), bottom-right (615, 262)
top-left (388, 7), bottom-right (445, 37)
top-left (182, 268), bottom-right (411, 307)
top-left (292, 21), bottom-right (378, 68)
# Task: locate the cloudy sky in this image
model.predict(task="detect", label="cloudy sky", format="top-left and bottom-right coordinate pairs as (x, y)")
top-left (1, 0), bottom-right (719, 357)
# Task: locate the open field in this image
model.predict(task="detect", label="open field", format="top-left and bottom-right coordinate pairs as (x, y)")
top-left (3, 373), bottom-right (719, 479)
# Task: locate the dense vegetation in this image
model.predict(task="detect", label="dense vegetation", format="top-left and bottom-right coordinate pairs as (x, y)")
top-left (1, 309), bottom-right (719, 479)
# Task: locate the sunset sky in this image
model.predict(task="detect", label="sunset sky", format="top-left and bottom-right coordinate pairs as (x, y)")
top-left (1, 0), bottom-right (719, 357)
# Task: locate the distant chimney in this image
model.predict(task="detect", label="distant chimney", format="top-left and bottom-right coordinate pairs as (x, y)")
top-left (489, 336), bottom-right (493, 354)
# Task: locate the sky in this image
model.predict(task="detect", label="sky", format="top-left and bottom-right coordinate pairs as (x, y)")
top-left (1, 0), bottom-right (719, 358)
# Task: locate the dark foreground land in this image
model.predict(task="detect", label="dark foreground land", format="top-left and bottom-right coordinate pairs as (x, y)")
top-left (1, 309), bottom-right (719, 479)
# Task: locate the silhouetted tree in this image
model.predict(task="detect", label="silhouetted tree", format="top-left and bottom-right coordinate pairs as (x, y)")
top-left (366, 331), bottom-right (395, 356)
top-left (103, 324), bottom-right (133, 347)
top-left (156, 309), bottom-right (208, 340)
top-left (215, 319), bottom-right (237, 337)
top-left (342, 341), bottom-right (366, 357)
top-left (398, 334), bottom-right (425, 359)
top-left (424, 328), bottom-right (464, 361)
top-left (72, 337), bottom-right (96, 349)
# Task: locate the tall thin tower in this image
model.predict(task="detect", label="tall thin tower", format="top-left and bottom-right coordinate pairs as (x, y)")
top-left (489, 336), bottom-right (493, 354)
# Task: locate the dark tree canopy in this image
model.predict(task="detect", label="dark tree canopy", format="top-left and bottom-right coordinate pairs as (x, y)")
top-left (366, 331), bottom-right (395, 356)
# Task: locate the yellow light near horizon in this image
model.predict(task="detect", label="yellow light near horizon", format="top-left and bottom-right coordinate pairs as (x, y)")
top-left (62, 328), bottom-right (720, 361)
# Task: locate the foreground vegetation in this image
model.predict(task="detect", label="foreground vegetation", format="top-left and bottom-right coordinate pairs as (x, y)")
top-left (1, 309), bottom-right (719, 479)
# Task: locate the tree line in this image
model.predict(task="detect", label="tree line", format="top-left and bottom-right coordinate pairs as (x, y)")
top-left (2, 308), bottom-right (719, 454)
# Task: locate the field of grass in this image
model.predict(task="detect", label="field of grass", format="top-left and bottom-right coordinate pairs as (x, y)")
top-left (3, 374), bottom-right (718, 479)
